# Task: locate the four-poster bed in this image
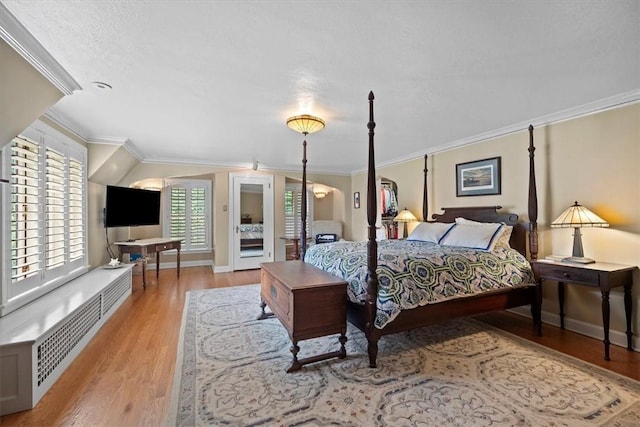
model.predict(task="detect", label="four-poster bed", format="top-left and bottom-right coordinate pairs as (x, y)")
top-left (300, 92), bottom-right (541, 368)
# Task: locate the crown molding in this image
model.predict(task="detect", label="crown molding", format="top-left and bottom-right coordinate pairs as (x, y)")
top-left (43, 108), bottom-right (88, 141)
top-left (89, 137), bottom-right (145, 162)
top-left (350, 90), bottom-right (640, 175)
top-left (0, 3), bottom-right (81, 95)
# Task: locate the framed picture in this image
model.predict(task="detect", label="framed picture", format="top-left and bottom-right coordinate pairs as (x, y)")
top-left (456, 157), bottom-right (501, 197)
top-left (353, 191), bottom-right (360, 209)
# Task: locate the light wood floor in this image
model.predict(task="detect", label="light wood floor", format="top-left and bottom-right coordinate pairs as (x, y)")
top-left (2, 266), bottom-right (638, 426)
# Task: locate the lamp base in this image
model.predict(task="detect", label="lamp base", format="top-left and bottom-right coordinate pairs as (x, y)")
top-left (561, 256), bottom-right (596, 264)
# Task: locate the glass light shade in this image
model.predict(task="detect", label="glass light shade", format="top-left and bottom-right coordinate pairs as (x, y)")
top-left (394, 208), bottom-right (418, 223)
top-left (550, 201), bottom-right (609, 228)
top-left (286, 114), bottom-right (325, 135)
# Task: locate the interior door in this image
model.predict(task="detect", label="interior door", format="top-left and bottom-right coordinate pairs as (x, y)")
top-left (230, 174), bottom-right (274, 270)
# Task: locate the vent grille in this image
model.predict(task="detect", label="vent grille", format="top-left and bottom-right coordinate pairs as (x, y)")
top-left (103, 274), bottom-right (131, 314)
top-left (35, 271), bottom-right (132, 389)
top-left (37, 297), bottom-right (101, 386)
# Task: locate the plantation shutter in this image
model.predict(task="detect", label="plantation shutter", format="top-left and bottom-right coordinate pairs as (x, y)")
top-left (189, 187), bottom-right (207, 248)
top-left (68, 157), bottom-right (85, 261)
top-left (45, 147), bottom-right (66, 270)
top-left (284, 185), bottom-right (312, 238)
top-left (164, 179), bottom-right (211, 251)
top-left (2, 122), bottom-right (88, 316)
top-left (10, 137), bottom-right (42, 283)
top-left (169, 186), bottom-right (187, 242)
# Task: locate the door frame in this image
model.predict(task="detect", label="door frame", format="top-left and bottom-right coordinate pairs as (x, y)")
top-left (229, 173), bottom-right (274, 271)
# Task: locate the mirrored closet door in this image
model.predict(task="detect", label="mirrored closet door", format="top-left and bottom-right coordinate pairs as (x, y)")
top-left (230, 173), bottom-right (274, 270)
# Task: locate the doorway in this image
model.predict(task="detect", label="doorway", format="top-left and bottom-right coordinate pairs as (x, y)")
top-left (230, 174), bottom-right (274, 270)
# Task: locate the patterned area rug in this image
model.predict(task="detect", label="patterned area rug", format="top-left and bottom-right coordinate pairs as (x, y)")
top-left (168, 284), bottom-right (640, 426)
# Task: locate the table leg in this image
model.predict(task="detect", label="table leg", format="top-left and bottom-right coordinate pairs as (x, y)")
top-left (558, 281), bottom-right (565, 329)
top-left (177, 248), bottom-right (181, 278)
top-left (533, 279), bottom-right (543, 336)
top-left (601, 290), bottom-right (611, 361)
top-left (292, 239), bottom-right (300, 261)
top-left (257, 300), bottom-right (274, 320)
top-left (141, 258), bottom-right (147, 289)
top-left (287, 342), bottom-right (303, 373)
top-left (338, 332), bottom-right (347, 359)
top-left (156, 251), bottom-right (160, 278)
top-left (624, 283), bottom-right (633, 350)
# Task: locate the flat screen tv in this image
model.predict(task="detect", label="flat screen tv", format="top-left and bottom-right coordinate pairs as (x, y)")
top-left (104, 185), bottom-right (161, 228)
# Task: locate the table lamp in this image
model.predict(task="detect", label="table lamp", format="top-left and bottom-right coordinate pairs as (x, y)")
top-left (394, 208), bottom-right (418, 239)
top-left (550, 201), bottom-right (609, 264)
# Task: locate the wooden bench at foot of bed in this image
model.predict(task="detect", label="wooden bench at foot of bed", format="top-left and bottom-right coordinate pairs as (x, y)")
top-left (258, 261), bottom-right (348, 372)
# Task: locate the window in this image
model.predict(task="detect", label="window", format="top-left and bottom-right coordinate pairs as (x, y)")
top-left (284, 184), bottom-right (313, 238)
top-left (1, 122), bottom-right (88, 316)
top-left (163, 179), bottom-right (211, 252)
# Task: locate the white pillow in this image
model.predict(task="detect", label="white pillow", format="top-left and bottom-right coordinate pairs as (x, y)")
top-left (440, 223), bottom-right (503, 250)
top-left (407, 222), bottom-right (455, 244)
top-left (455, 217), bottom-right (513, 249)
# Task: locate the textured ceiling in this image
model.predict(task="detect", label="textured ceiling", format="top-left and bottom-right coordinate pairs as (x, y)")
top-left (3, 1), bottom-right (639, 173)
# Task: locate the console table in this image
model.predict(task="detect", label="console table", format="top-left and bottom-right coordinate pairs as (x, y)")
top-left (115, 238), bottom-right (181, 288)
top-left (531, 259), bottom-right (637, 360)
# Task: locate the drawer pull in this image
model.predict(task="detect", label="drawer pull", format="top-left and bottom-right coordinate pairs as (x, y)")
top-left (563, 273), bottom-right (570, 278)
top-left (270, 284), bottom-right (277, 299)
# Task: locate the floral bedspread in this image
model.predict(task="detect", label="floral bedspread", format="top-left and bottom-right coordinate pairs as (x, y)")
top-left (304, 239), bottom-right (534, 329)
top-left (239, 224), bottom-right (263, 239)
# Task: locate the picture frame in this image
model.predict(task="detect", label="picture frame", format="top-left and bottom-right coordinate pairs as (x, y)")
top-left (354, 191), bottom-right (360, 209)
top-left (456, 157), bottom-right (501, 197)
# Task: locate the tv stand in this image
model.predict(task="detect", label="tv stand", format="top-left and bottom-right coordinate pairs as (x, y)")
top-left (114, 238), bottom-right (181, 287)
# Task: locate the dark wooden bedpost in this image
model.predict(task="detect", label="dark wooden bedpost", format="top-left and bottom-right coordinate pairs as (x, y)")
top-left (300, 139), bottom-right (308, 260)
top-left (423, 154), bottom-right (429, 221)
top-left (527, 124), bottom-right (542, 335)
top-left (366, 91), bottom-right (379, 368)
top-left (527, 125), bottom-right (538, 262)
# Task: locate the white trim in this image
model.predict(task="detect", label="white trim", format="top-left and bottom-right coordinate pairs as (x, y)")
top-left (214, 265), bottom-right (232, 273)
top-left (146, 259), bottom-right (214, 271)
top-left (89, 137), bottom-right (145, 162)
top-left (140, 157), bottom-right (352, 176)
top-left (350, 91), bottom-right (640, 175)
top-left (0, 3), bottom-right (81, 95)
top-left (508, 306), bottom-right (638, 352)
top-left (43, 108), bottom-right (88, 141)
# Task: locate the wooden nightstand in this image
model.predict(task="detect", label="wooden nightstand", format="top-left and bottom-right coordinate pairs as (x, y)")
top-left (531, 259), bottom-right (637, 360)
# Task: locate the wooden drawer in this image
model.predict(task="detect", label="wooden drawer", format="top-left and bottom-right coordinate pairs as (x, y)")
top-left (536, 263), bottom-right (599, 285)
top-left (154, 241), bottom-right (178, 252)
top-left (260, 270), bottom-right (292, 328)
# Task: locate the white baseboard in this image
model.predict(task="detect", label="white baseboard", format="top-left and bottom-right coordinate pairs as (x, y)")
top-left (214, 265), bottom-right (231, 273)
top-left (132, 261), bottom-right (228, 274)
top-left (507, 306), bottom-right (638, 352)
top-left (141, 259), bottom-right (214, 272)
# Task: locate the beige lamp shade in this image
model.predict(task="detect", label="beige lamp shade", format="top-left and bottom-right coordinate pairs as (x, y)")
top-left (550, 201), bottom-right (609, 228)
top-left (550, 201), bottom-right (609, 264)
top-left (394, 208), bottom-right (418, 239)
top-left (286, 114), bottom-right (325, 135)
top-left (394, 208), bottom-right (418, 223)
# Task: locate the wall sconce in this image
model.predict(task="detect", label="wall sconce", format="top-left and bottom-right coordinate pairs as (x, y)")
top-left (314, 191), bottom-right (327, 199)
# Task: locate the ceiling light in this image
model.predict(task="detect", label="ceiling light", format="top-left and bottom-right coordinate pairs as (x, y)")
top-left (91, 81), bottom-right (112, 90)
top-left (286, 114), bottom-right (325, 135)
